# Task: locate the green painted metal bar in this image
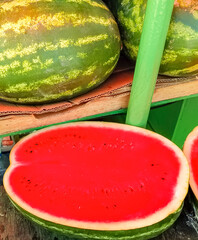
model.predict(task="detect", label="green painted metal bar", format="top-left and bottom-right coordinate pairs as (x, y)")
top-left (126, 0), bottom-right (175, 128)
top-left (171, 97), bottom-right (198, 149)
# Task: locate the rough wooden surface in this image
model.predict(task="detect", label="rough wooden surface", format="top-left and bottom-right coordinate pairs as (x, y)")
top-left (0, 186), bottom-right (198, 240)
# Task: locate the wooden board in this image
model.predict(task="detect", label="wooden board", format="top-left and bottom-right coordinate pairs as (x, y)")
top-left (0, 186), bottom-right (198, 240)
top-left (0, 71), bottom-right (198, 136)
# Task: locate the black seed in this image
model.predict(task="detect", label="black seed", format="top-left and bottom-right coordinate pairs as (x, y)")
top-left (129, 187), bottom-right (134, 192)
top-left (151, 164), bottom-right (154, 166)
top-left (114, 204), bottom-right (117, 208)
top-left (30, 151), bottom-right (33, 153)
top-left (161, 178), bottom-right (165, 181)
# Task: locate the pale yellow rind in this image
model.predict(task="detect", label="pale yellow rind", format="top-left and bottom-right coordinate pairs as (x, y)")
top-left (4, 122), bottom-right (189, 231)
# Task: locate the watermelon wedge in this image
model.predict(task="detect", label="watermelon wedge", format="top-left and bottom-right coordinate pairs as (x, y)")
top-left (183, 126), bottom-right (198, 201)
top-left (4, 122), bottom-right (189, 239)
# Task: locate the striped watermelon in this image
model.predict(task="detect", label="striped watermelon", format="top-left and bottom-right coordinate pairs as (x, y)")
top-left (0, 0), bottom-right (121, 104)
top-left (105, 0), bottom-right (198, 77)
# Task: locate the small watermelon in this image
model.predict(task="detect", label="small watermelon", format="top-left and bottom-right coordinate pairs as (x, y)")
top-left (0, 0), bottom-right (121, 104)
top-left (105, 0), bottom-right (198, 77)
top-left (4, 122), bottom-right (189, 239)
top-left (183, 126), bottom-right (198, 204)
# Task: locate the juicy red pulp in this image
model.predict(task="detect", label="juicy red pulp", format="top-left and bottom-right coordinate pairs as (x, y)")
top-left (189, 136), bottom-right (198, 187)
top-left (10, 125), bottom-right (180, 222)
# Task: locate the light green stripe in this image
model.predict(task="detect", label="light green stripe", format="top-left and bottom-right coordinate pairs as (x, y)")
top-left (0, 57), bottom-right (54, 78)
top-left (167, 21), bottom-right (198, 40)
top-left (161, 48), bottom-right (198, 65)
top-left (103, 53), bottom-right (119, 66)
top-left (0, 12), bottom-right (116, 38)
top-left (0, 34), bottom-right (109, 62)
top-left (0, 0), bottom-right (53, 13)
top-left (4, 65), bottom-right (99, 93)
top-left (0, 0), bottom-right (108, 13)
top-left (66, 0), bottom-right (109, 11)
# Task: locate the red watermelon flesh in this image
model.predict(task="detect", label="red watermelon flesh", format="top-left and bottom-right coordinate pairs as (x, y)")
top-left (4, 122), bottom-right (189, 231)
top-left (183, 126), bottom-right (198, 200)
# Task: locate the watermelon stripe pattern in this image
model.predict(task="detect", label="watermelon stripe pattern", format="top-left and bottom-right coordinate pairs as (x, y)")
top-left (0, 0), bottom-right (121, 104)
top-left (105, 0), bottom-right (198, 77)
top-left (10, 199), bottom-right (183, 240)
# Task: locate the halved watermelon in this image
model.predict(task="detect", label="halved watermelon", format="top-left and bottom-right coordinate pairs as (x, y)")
top-left (4, 122), bottom-right (189, 239)
top-left (183, 126), bottom-right (198, 201)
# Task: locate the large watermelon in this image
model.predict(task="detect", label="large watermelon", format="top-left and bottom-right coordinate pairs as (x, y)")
top-left (0, 0), bottom-right (121, 104)
top-left (105, 0), bottom-right (198, 77)
top-left (4, 122), bottom-right (189, 239)
top-left (183, 126), bottom-right (198, 208)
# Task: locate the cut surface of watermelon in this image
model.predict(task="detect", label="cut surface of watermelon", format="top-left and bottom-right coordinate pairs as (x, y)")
top-left (183, 126), bottom-right (198, 200)
top-left (4, 122), bottom-right (189, 238)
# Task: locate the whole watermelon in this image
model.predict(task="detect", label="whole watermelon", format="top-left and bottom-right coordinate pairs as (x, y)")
top-left (105, 0), bottom-right (198, 77)
top-left (0, 0), bottom-right (121, 104)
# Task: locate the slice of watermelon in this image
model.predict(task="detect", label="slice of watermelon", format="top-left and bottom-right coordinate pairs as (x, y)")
top-left (4, 122), bottom-right (189, 239)
top-left (183, 126), bottom-right (198, 201)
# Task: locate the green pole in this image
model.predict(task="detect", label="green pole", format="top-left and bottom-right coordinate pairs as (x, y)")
top-left (126, 0), bottom-right (175, 128)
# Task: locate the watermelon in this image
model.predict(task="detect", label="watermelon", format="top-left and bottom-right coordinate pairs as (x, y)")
top-left (4, 122), bottom-right (189, 239)
top-left (105, 0), bottom-right (198, 77)
top-left (0, 0), bottom-right (121, 104)
top-left (183, 126), bottom-right (198, 205)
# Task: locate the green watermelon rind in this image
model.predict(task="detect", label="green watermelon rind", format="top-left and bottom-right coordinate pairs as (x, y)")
top-left (0, 0), bottom-right (121, 104)
top-left (106, 0), bottom-right (198, 77)
top-left (10, 198), bottom-right (183, 240)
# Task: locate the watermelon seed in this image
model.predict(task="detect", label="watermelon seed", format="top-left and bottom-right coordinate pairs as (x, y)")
top-left (35, 143), bottom-right (38, 146)
top-left (114, 204), bottom-right (117, 208)
top-left (151, 164), bottom-right (154, 166)
top-left (30, 151), bottom-right (33, 153)
top-left (161, 178), bottom-right (165, 181)
top-left (130, 187), bottom-right (134, 192)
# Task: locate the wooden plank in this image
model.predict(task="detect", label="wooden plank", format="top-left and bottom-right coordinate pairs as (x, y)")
top-left (0, 74), bottom-right (198, 136)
